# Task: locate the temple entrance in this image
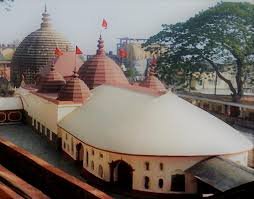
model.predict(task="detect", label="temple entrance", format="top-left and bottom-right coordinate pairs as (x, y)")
top-left (76, 143), bottom-right (84, 163)
top-left (110, 160), bottom-right (133, 191)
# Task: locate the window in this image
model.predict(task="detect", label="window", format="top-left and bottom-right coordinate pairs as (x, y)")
top-left (171, 174), bottom-right (185, 192)
top-left (91, 161), bottom-right (94, 170)
top-left (99, 153), bottom-right (103, 158)
top-left (144, 176), bottom-right (150, 189)
top-left (92, 149), bottom-right (95, 155)
top-left (65, 133), bottom-right (68, 140)
top-left (145, 162), bottom-right (149, 170)
top-left (159, 163), bottom-right (163, 171)
top-left (86, 151), bottom-right (89, 166)
top-left (42, 125), bottom-right (45, 134)
top-left (37, 121), bottom-right (40, 131)
top-left (158, 178), bottom-right (163, 189)
top-left (71, 138), bottom-right (74, 154)
top-left (98, 165), bottom-right (103, 178)
top-left (47, 128), bottom-right (50, 137)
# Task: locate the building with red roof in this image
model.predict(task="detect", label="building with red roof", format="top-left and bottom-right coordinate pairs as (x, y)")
top-left (78, 35), bottom-right (129, 89)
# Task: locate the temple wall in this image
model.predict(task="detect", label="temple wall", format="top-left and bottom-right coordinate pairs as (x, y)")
top-left (20, 93), bottom-right (80, 145)
top-left (60, 127), bottom-right (250, 194)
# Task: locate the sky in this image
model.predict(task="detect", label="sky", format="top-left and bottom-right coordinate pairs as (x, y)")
top-left (0, 0), bottom-right (253, 54)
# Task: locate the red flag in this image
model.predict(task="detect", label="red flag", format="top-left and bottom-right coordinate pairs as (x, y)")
top-left (102, 18), bottom-right (107, 29)
top-left (55, 47), bottom-right (63, 57)
top-left (76, 46), bottom-right (83, 55)
top-left (118, 48), bottom-right (127, 58)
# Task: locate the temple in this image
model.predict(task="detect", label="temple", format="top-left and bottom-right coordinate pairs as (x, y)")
top-left (0, 5), bottom-right (253, 199)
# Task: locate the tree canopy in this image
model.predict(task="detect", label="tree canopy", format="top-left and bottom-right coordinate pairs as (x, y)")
top-left (144, 2), bottom-right (254, 100)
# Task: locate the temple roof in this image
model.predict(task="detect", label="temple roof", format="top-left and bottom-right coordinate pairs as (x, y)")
top-left (140, 58), bottom-right (166, 93)
top-left (39, 52), bottom-right (84, 78)
top-left (38, 64), bottom-right (66, 93)
top-left (78, 35), bottom-right (129, 89)
top-left (57, 69), bottom-right (90, 103)
top-left (59, 85), bottom-right (252, 156)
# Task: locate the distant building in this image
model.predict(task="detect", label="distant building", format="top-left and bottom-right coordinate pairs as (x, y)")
top-left (117, 37), bottom-right (151, 78)
top-left (0, 43), bottom-right (16, 81)
top-left (190, 65), bottom-right (254, 95)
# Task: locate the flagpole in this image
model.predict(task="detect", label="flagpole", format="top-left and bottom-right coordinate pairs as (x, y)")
top-left (74, 47), bottom-right (77, 72)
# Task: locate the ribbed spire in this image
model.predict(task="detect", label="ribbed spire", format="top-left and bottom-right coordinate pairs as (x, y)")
top-left (139, 56), bottom-right (166, 93)
top-left (41, 5), bottom-right (51, 29)
top-left (57, 68), bottom-right (90, 103)
top-left (148, 56), bottom-right (157, 77)
top-left (96, 35), bottom-right (105, 55)
top-left (38, 64), bottom-right (66, 93)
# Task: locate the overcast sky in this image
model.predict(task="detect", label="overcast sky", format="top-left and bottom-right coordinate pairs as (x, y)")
top-left (0, 0), bottom-right (252, 54)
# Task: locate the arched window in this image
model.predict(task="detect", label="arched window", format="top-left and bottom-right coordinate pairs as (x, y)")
top-left (144, 176), bottom-right (150, 189)
top-left (158, 178), bottom-right (163, 189)
top-left (98, 165), bottom-right (103, 178)
top-left (171, 171), bottom-right (185, 192)
top-left (145, 162), bottom-right (149, 170)
top-left (91, 161), bottom-right (94, 170)
top-left (159, 163), bottom-right (163, 171)
top-left (71, 137), bottom-right (74, 154)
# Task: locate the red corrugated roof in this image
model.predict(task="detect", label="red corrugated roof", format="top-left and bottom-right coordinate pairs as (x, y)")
top-left (40, 52), bottom-right (84, 77)
top-left (78, 35), bottom-right (129, 89)
top-left (57, 70), bottom-right (90, 103)
top-left (38, 65), bottom-right (66, 93)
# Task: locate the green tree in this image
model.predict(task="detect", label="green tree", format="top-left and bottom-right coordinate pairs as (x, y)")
top-left (144, 2), bottom-right (254, 101)
top-left (125, 67), bottom-right (138, 82)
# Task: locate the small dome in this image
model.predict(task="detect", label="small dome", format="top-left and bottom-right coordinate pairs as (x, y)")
top-left (38, 64), bottom-right (66, 93)
top-left (78, 35), bottom-right (129, 89)
top-left (11, 6), bottom-right (73, 86)
top-left (57, 69), bottom-right (90, 103)
top-left (140, 58), bottom-right (166, 93)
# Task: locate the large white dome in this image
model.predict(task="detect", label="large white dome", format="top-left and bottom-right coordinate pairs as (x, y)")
top-left (59, 85), bottom-right (252, 156)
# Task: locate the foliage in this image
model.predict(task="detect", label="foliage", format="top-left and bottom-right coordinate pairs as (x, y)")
top-left (0, 0), bottom-right (14, 11)
top-left (125, 67), bottom-right (138, 82)
top-left (0, 78), bottom-right (15, 97)
top-left (144, 2), bottom-right (254, 100)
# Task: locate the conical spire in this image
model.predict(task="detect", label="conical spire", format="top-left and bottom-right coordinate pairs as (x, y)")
top-left (78, 34), bottom-right (129, 89)
top-left (140, 56), bottom-right (166, 93)
top-left (73, 66), bottom-right (79, 78)
top-left (148, 56), bottom-right (157, 77)
top-left (38, 63), bottom-right (66, 93)
top-left (41, 4), bottom-right (51, 29)
top-left (96, 35), bottom-right (105, 55)
top-left (57, 67), bottom-right (90, 103)
top-left (44, 3), bottom-right (47, 13)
